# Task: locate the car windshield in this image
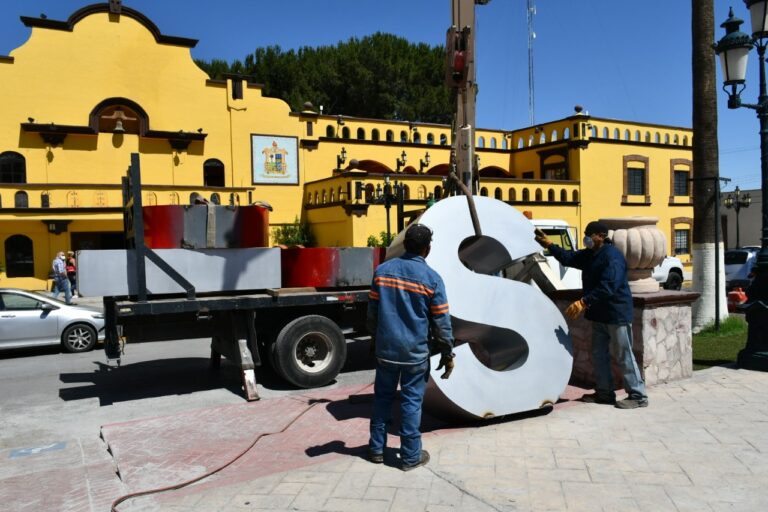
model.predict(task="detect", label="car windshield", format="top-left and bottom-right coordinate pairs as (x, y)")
top-left (725, 251), bottom-right (749, 265)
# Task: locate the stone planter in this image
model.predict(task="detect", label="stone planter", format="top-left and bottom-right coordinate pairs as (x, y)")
top-left (600, 217), bottom-right (666, 293)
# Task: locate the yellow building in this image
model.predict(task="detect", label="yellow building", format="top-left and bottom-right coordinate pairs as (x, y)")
top-left (0, 2), bottom-right (693, 291)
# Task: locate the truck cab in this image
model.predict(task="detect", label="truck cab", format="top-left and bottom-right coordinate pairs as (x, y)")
top-left (530, 219), bottom-right (582, 289)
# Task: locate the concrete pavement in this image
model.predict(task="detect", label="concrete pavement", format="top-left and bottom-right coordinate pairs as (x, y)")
top-left (3, 364), bottom-right (767, 511)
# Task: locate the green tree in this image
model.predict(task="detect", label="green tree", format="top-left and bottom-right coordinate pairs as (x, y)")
top-left (196, 33), bottom-right (451, 123)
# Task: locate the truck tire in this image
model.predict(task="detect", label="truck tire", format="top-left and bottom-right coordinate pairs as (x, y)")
top-left (664, 270), bottom-right (683, 291)
top-left (273, 315), bottom-right (347, 388)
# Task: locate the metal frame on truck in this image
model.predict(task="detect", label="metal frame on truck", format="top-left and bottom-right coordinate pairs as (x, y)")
top-left (101, 153), bottom-right (371, 400)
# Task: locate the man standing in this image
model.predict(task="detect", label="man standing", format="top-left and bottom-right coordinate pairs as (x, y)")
top-left (367, 223), bottom-right (455, 470)
top-left (535, 221), bottom-right (648, 409)
top-left (51, 251), bottom-right (73, 305)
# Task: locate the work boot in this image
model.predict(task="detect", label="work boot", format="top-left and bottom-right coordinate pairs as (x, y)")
top-left (401, 449), bottom-right (430, 471)
top-left (368, 449), bottom-right (383, 464)
top-left (615, 397), bottom-right (648, 409)
top-left (580, 393), bottom-right (615, 405)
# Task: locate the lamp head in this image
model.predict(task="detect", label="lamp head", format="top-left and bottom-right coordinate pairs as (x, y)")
top-left (715, 8), bottom-right (753, 86)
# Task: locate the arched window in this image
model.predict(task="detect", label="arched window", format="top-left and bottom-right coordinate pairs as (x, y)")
top-left (547, 189), bottom-right (555, 202)
top-left (655, 133), bottom-right (661, 143)
top-left (434, 185), bottom-right (442, 199)
top-left (365, 184), bottom-right (374, 202)
top-left (528, 135), bottom-right (535, 146)
top-left (664, 134), bottom-right (670, 144)
top-left (645, 131), bottom-right (651, 142)
top-left (4, 234), bottom-right (34, 277)
top-left (204, 159), bottom-right (225, 187)
top-left (440, 134), bottom-right (448, 145)
top-left (522, 188), bottom-right (530, 201)
top-left (613, 128), bottom-right (620, 139)
top-left (307, 192), bottom-right (313, 205)
top-left (169, 192), bottom-right (180, 205)
top-left (635, 130), bottom-right (641, 141)
top-left (480, 187), bottom-right (488, 196)
top-left (341, 127), bottom-right (350, 139)
top-left (189, 192), bottom-right (200, 204)
top-left (551, 130), bottom-right (559, 142)
top-left (144, 192), bottom-right (157, 206)
top-left (494, 187), bottom-right (502, 200)
top-left (517, 138), bottom-right (524, 149)
top-left (386, 130), bottom-right (394, 142)
top-left (14, 191), bottom-right (28, 208)
top-left (674, 134), bottom-right (680, 144)
top-left (560, 189), bottom-right (568, 202)
top-left (402, 185), bottom-right (410, 199)
top-left (502, 138), bottom-right (508, 150)
top-left (624, 129), bottom-right (631, 140)
top-left (426, 133), bottom-right (435, 144)
top-left (572, 190), bottom-right (579, 202)
top-left (400, 130), bottom-right (408, 143)
top-left (210, 193), bottom-right (221, 205)
top-left (338, 186), bottom-right (343, 201)
top-left (539, 132), bottom-right (546, 144)
top-left (417, 185), bottom-right (427, 200)
top-left (535, 189), bottom-right (543, 201)
top-left (0, 152), bottom-right (26, 184)
top-left (357, 127), bottom-right (366, 140)
top-left (508, 188), bottom-right (516, 201)
top-left (326, 125), bottom-right (335, 138)
top-left (322, 190), bottom-right (327, 204)
top-left (314, 191), bottom-right (319, 204)
top-left (591, 126), bottom-right (598, 138)
top-left (490, 138), bottom-right (497, 148)
top-left (41, 192), bottom-right (50, 208)
top-left (330, 189), bottom-right (335, 202)
top-left (413, 131), bottom-right (421, 143)
top-left (683, 135), bottom-right (689, 146)
top-left (602, 127), bottom-right (609, 138)
top-left (478, 136), bottom-right (485, 148)
top-left (372, 129), bottom-right (380, 141)
top-left (563, 128), bottom-right (570, 139)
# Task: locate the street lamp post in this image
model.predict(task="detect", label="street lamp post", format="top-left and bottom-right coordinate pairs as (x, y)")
top-left (715, 1), bottom-right (768, 371)
top-left (724, 185), bottom-right (752, 247)
top-left (375, 175), bottom-right (401, 244)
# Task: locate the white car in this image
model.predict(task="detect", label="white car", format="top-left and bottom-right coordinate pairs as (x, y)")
top-left (725, 248), bottom-right (758, 291)
top-left (651, 256), bottom-right (685, 290)
top-left (0, 288), bottom-right (105, 352)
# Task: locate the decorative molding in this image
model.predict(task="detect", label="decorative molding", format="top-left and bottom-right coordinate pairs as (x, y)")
top-left (343, 203), bottom-right (370, 217)
top-left (21, 4), bottom-right (198, 48)
top-left (20, 122), bottom-right (96, 146)
top-left (622, 154), bottom-right (650, 204)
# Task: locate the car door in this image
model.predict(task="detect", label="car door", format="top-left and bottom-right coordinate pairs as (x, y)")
top-left (0, 292), bottom-right (60, 348)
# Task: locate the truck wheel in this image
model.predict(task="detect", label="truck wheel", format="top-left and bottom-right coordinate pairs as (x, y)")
top-left (664, 271), bottom-right (683, 291)
top-left (273, 315), bottom-right (347, 388)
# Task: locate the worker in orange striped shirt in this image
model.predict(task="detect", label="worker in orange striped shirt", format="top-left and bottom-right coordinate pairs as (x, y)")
top-left (367, 223), bottom-right (455, 471)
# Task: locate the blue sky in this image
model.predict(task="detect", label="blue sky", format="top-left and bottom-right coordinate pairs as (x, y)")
top-left (0, 1), bottom-right (761, 193)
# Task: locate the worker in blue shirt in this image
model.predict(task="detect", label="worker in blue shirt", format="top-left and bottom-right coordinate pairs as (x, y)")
top-left (367, 223), bottom-right (455, 470)
top-left (535, 221), bottom-right (648, 409)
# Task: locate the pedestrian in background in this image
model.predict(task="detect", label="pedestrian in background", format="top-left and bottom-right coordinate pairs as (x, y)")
top-left (51, 251), bottom-right (74, 305)
top-left (367, 223), bottom-right (455, 471)
top-left (66, 251), bottom-right (78, 298)
top-left (535, 221), bottom-right (648, 409)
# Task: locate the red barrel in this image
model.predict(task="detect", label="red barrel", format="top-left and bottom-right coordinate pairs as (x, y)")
top-left (143, 206), bottom-right (184, 248)
top-left (281, 248), bottom-right (339, 288)
top-left (238, 205), bottom-right (270, 247)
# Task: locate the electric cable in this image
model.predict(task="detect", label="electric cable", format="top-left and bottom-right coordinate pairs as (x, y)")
top-left (110, 382), bottom-right (373, 511)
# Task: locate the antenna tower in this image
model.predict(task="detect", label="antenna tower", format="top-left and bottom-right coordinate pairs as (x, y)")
top-left (527, 0), bottom-right (536, 126)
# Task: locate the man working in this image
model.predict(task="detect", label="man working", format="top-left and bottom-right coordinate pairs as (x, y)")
top-left (51, 251), bottom-right (74, 305)
top-left (367, 223), bottom-right (455, 470)
top-left (535, 221), bottom-right (648, 409)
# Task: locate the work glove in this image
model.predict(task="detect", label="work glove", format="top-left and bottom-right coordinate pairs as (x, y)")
top-left (565, 299), bottom-right (586, 320)
top-left (436, 353), bottom-right (455, 379)
top-left (534, 228), bottom-right (551, 249)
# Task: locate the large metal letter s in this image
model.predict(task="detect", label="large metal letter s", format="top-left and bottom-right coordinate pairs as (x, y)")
top-left (388, 196), bottom-right (573, 419)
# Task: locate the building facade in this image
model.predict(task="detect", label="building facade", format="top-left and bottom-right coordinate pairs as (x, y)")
top-left (0, 2), bottom-right (694, 290)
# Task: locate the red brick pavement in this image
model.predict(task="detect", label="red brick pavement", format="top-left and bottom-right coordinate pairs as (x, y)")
top-left (102, 383), bottom-right (589, 509)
